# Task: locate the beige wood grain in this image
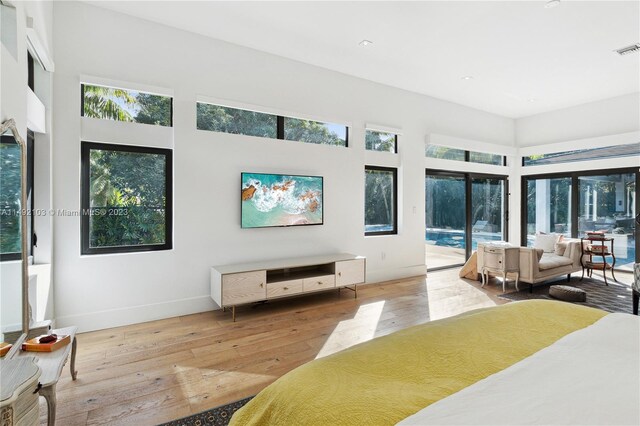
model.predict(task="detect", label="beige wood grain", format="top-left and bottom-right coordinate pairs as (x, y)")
top-left (267, 279), bottom-right (303, 299)
top-left (222, 271), bottom-right (267, 306)
top-left (302, 274), bottom-right (335, 292)
top-left (335, 259), bottom-right (365, 286)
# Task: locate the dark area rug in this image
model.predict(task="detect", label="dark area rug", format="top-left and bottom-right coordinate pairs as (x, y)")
top-left (159, 396), bottom-right (253, 426)
top-left (499, 276), bottom-right (634, 314)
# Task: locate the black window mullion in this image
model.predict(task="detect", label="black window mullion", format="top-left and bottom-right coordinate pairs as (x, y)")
top-left (570, 174), bottom-right (579, 239)
top-left (276, 116), bottom-right (284, 140)
top-left (464, 150), bottom-right (470, 163)
top-left (464, 174), bottom-right (472, 259)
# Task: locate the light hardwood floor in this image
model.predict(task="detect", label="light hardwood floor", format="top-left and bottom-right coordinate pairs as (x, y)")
top-left (44, 269), bottom-right (513, 425)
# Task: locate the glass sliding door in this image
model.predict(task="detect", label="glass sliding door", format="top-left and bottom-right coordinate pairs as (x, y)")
top-left (522, 168), bottom-right (638, 271)
top-left (426, 172), bottom-right (508, 270)
top-left (524, 177), bottom-right (572, 246)
top-left (425, 173), bottom-right (467, 269)
top-left (578, 173), bottom-right (636, 271)
top-left (471, 177), bottom-right (505, 249)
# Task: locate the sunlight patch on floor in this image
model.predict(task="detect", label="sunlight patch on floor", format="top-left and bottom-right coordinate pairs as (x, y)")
top-left (315, 301), bottom-right (385, 359)
top-left (426, 272), bottom-right (499, 321)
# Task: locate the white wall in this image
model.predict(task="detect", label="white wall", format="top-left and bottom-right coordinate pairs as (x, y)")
top-left (52, 1), bottom-right (515, 332)
top-left (516, 93), bottom-right (640, 146)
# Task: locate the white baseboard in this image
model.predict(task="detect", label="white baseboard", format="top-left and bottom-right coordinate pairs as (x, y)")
top-left (365, 264), bottom-right (426, 285)
top-left (56, 295), bottom-right (216, 333)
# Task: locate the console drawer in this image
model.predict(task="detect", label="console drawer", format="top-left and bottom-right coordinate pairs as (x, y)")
top-left (335, 258), bottom-right (365, 286)
top-left (303, 275), bottom-right (335, 292)
top-left (267, 279), bottom-right (303, 299)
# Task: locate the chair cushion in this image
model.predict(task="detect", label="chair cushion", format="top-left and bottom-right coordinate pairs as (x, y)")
top-left (534, 234), bottom-right (561, 253)
top-left (538, 254), bottom-right (573, 271)
top-left (549, 285), bottom-right (587, 302)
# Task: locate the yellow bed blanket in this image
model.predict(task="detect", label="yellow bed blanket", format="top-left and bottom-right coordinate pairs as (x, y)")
top-left (230, 300), bottom-right (607, 426)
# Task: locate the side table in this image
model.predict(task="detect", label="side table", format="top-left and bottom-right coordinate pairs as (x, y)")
top-left (580, 237), bottom-right (617, 285)
top-left (480, 246), bottom-right (520, 293)
top-left (17, 326), bottom-right (78, 426)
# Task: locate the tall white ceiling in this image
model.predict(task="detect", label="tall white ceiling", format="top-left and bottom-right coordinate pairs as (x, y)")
top-left (84, 1), bottom-right (639, 118)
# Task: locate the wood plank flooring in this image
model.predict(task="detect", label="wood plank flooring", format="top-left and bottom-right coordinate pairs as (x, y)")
top-left (44, 269), bottom-right (511, 425)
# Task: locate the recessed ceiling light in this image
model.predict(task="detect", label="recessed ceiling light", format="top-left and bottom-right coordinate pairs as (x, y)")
top-left (461, 76), bottom-right (474, 80)
top-left (359, 40), bottom-right (373, 47)
top-left (528, 98), bottom-right (536, 102)
top-left (545, 0), bottom-right (561, 9)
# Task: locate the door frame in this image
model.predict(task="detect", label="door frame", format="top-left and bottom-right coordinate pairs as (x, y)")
top-left (521, 166), bottom-right (639, 266)
top-left (426, 169), bottom-right (509, 271)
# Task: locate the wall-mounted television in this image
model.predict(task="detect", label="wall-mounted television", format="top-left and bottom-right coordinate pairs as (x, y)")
top-left (241, 172), bottom-right (323, 228)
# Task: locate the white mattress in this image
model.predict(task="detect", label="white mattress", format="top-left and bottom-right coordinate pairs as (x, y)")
top-left (399, 313), bottom-right (640, 425)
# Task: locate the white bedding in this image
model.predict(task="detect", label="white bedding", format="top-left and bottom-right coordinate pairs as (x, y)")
top-left (399, 313), bottom-right (640, 425)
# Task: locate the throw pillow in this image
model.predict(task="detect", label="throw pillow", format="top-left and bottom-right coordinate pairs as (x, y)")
top-left (554, 242), bottom-right (567, 256)
top-left (534, 233), bottom-right (560, 253)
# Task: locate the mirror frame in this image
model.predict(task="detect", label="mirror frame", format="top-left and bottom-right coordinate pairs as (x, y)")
top-left (1, 118), bottom-right (29, 356)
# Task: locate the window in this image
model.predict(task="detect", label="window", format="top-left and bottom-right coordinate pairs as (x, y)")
top-left (522, 143), bottom-right (640, 166)
top-left (283, 117), bottom-right (347, 147)
top-left (81, 84), bottom-right (173, 127)
top-left (522, 168), bottom-right (638, 269)
top-left (0, 135), bottom-right (22, 260)
top-left (81, 142), bottom-right (173, 255)
top-left (366, 130), bottom-right (397, 153)
top-left (196, 103), bottom-right (276, 138)
top-left (426, 144), bottom-right (505, 165)
top-left (469, 151), bottom-right (503, 165)
top-left (28, 51), bottom-right (34, 91)
top-left (196, 102), bottom-right (348, 147)
top-left (425, 145), bottom-right (465, 161)
top-left (425, 171), bottom-right (508, 270)
top-left (365, 166), bottom-right (397, 235)
top-left (0, 131), bottom-right (34, 261)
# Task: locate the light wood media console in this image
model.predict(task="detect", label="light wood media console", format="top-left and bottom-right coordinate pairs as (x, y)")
top-left (211, 253), bottom-right (366, 321)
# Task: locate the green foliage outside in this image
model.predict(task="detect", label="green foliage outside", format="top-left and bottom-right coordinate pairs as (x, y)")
top-left (284, 118), bottom-right (346, 146)
top-left (196, 103), bottom-right (346, 146)
top-left (425, 176), bottom-right (465, 229)
top-left (365, 169), bottom-right (394, 231)
top-left (83, 84), bottom-right (171, 126)
top-left (365, 130), bottom-right (395, 153)
top-left (425, 145), bottom-right (466, 161)
top-left (89, 149), bottom-right (167, 248)
top-left (0, 140), bottom-right (21, 255)
top-left (196, 103), bottom-right (276, 138)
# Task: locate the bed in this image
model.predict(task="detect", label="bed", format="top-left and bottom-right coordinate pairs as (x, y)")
top-left (230, 300), bottom-right (640, 425)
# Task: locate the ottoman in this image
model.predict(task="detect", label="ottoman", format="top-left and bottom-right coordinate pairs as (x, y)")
top-left (549, 285), bottom-right (587, 302)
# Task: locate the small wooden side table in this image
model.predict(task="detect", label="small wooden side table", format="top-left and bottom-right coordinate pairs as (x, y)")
top-left (17, 326), bottom-right (78, 426)
top-left (480, 246), bottom-right (520, 293)
top-left (580, 237), bottom-right (617, 285)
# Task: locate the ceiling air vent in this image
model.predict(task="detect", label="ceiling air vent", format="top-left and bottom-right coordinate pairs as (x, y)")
top-left (615, 43), bottom-right (640, 56)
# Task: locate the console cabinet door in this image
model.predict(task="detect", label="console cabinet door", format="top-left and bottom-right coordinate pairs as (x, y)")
top-left (335, 259), bottom-right (365, 286)
top-left (222, 270), bottom-right (267, 305)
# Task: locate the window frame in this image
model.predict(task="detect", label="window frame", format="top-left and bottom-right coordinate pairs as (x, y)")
top-left (520, 166), bottom-right (639, 265)
top-left (0, 133), bottom-right (34, 262)
top-left (197, 102), bottom-right (349, 148)
top-left (365, 129), bottom-right (398, 154)
top-left (80, 83), bottom-right (174, 127)
top-left (425, 168), bottom-right (509, 270)
top-left (426, 145), bottom-right (506, 166)
top-left (364, 165), bottom-right (398, 236)
top-left (80, 141), bottom-right (173, 255)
